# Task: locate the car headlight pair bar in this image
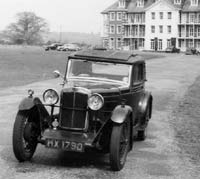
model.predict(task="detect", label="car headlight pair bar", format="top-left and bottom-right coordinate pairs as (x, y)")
top-left (43, 89), bottom-right (104, 110)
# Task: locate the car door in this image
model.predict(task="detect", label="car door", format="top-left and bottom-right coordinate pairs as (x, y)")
top-left (130, 62), bottom-right (145, 124)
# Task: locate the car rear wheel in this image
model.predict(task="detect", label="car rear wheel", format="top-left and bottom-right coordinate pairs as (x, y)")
top-left (13, 111), bottom-right (39, 162)
top-left (137, 105), bottom-right (150, 141)
top-left (110, 119), bottom-right (130, 171)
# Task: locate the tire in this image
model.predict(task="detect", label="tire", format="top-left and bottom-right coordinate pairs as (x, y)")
top-left (110, 119), bottom-right (130, 171)
top-left (13, 111), bottom-right (39, 162)
top-left (137, 105), bottom-right (150, 141)
top-left (137, 129), bottom-right (147, 141)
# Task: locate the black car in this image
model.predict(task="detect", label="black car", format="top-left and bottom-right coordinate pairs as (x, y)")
top-left (12, 50), bottom-right (153, 171)
top-left (44, 43), bottom-right (63, 51)
top-left (165, 46), bottom-right (180, 53)
top-left (185, 47), bottom-right (200, 55)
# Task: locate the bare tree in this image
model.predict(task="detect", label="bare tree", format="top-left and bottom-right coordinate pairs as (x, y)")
top-left (4, 12), bottom-right (49, 45)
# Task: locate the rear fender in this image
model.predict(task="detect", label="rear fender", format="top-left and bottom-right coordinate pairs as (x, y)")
top-left (111, 105), bottom-right (132, 124)
top-left (138, 92), bottom-right (153, 119)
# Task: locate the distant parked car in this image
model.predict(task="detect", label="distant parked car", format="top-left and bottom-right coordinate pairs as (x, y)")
top-left (185, 47), bottom-right (200, 55)
top-left (165, 46), bottom-right (180, 53)
top-left (59, 44), bottom-right (81, 51)
top-left (92, 46), bottom-right (107, 51)
top-left (45, 43), bottom-right (62, 51)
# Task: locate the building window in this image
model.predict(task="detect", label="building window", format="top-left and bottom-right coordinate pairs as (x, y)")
top-left (190, 13), bottom-right (195, 23)
top-left (167, 39), bottom-right (171, 47)
top-left (117, 12), bottom-right (122, 21)
top-left (110, 12), bottom-right (115, 21)
top-left (159, 12), bottom-right (163, 19)
top-left (198, 27), bottom-right (200, 37)
top-left (117, 25), bottom-right (122, 34)
top-left (198, 14), bottom-right (200, 23)
top-left (117, 38), bottom-right (121, 49)
top-left (191, 0), bottom-right (198, 6)
top-left (110, 25), bottom-right (115, 34)
top-left (135, 14), bottom-right (140, 23)
top-left (174, 0), bottom-right (181, 4)
top-left (150, 39), bottom-right (155, 50)
top-left (139, 39), bottom-right (144, 47)
top-left (189, 40), bottom-right (193, 47)
top-left (151, 12), bottom-right (155, 19)
top-left (137, 0), bottom-right (144, 7)
top-left (119, 0), bottom-right (125, 8)
top-left (151, 26), bottom-right (155, 33)
top-left (158, 39), bottom-right (163, 50)
top-left (110, 38), bottom-right (115, 49)
top-left (167, 26), bottom-right (172, 34)
top-left (168, 12), bottom-right (172, 19)
top-left (197, 40), bottom-right (200, 48)
top-left (159, 25), bottom-right (163, 33)
top-left (189, 26), bottom-right (194, 36)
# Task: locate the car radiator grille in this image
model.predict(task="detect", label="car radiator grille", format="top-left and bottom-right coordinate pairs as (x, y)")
top-left (60, 91), bottom-right (88, 129)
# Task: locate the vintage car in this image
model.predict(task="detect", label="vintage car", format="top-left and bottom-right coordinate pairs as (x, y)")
top-left (12, 50), bottom-right (153, 171)
top-left (165, 46), bottom-right (180, 53)
top-left (44, 43), bottom-right (63, 51)
top-left (58, 44), bottom-right (81, 51)
top-left (185, 47), bottom-right (200, 55)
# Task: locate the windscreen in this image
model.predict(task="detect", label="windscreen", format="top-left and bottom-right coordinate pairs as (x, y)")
top-left (67, 59), bottom-right (131, 84)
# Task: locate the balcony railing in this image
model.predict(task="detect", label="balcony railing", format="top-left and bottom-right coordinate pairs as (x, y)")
top-left (124, 19), bottom-right (145, 25)
top-left (180, 19), bottom-right (200, 24)
top-left (123, 33), bottom-right (145, 38)
top-left (179, 32), bottom-right (200, 38)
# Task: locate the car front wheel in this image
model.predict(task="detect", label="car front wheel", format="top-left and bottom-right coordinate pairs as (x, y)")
top-left (110, 119), bottom-right (130, 171)
top-left (13, 111), bottom-right (39, 162)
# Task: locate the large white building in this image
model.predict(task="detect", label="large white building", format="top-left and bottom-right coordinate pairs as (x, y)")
top-left (101, 0), bottom-right (200, 51)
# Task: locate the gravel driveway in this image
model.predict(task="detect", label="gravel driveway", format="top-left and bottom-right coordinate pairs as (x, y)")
top-left (0, 53), bottom-right (200, 179)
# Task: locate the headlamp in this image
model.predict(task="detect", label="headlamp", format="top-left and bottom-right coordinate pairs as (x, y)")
top-left (88, 93), bottom-right (104, 111)
top-left (43, 89), bottom-right (59, 105)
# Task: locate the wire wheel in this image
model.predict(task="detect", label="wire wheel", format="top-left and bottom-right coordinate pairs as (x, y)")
top-left (13, 111), bottom-right (39, 162)
top-left (110, 119), bottom-right (130, 171)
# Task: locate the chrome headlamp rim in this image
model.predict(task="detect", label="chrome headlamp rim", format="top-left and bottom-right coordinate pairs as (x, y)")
top-left (87, 93), bottom-right (104, 111)
top-left (43, 89), bottom-right (59, 105)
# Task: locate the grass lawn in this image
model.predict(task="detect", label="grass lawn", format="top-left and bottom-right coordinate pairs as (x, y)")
top-left (0, 45), bottom-right (164, 89)
top-left (0, 46), bottom-right (68, 89)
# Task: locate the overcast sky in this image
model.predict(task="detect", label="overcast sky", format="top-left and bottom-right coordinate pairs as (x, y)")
top-left (0, 0), bottom-right (116, 33)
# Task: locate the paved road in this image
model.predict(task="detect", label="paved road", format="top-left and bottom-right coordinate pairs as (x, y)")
top-left (0, 53), bottom-right (200, 179)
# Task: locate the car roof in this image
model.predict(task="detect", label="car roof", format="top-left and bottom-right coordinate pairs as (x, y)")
top-left (69, 50), bottom-right (144, 65)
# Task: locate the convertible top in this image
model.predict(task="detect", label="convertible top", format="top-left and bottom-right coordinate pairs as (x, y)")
top-left (69, 50), bottom-right (144, 65)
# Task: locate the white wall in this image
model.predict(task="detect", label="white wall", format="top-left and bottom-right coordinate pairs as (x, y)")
top-left (145, 1), bottom-right (179, 51)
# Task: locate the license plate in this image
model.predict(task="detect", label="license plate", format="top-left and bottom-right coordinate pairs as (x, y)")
top-left (46, 139), bottom-right (84, 152)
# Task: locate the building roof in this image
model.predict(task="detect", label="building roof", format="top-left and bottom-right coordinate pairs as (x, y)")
top-left (182, 0), bottom-right (200, 12)
top-left (101, 1), bottom-right (126, 14)
top-left (127, 0), bottom-right (155, 13)
top-left (70, 50), bottom-right (144, 65)
top-left (102, 0), bottom-right (200, 14)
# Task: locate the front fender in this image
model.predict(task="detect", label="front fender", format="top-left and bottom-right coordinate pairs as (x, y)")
top-left (18, 97), bottom-right (50, 129)
top-left (111, 105), bottom-right (132, 124)
top-left (19, 97), bottom-right (43, 110)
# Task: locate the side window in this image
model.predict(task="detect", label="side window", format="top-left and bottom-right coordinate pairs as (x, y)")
top-left (133, 63), bottom-right (144, 84)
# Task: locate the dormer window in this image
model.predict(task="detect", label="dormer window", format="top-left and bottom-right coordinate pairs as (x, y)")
top-left (119, 0), bottom-right (126, 8)
top-left (137, 0), bottom-right (144, 7)
top-left (191, 0), bottom-right (198, 6)
top-left (174, 0), bottom-right (181, 5)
